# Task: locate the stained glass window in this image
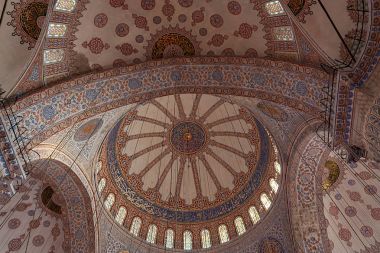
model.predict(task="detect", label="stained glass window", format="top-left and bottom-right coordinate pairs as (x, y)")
top-left (273, 26), bottom-right (294, 41)
top-left (146, 224), bottom-right (158, 244)
top-left (265, 1), bottom-right (285, 15)
top-left (183, 230), bottom-right (192, 250)
top-left (47, 23), bottom-right (67, 38)
top-left (201, 229), bottom-right (212, 249)
top-left (218, 224), bottom-right (230, 244)
top-left (165, 229), bottom-right (174, 249)
top-left (274, 161), bottom-right (281, 174)
top-left (104, 193), bottom-right (115, 210)
top-left (261, 193), bottom-right (272, 210)
top-left (234, 216), bottom-right (246, 235)
top-left (249, 206), bottom-right (261, 224)
top-left (43, 49), bottom-right (64, 64)
top-left (270, 178), bottom-right (279, 193)
top-left (115, 206), bottom-right (127, 225)
top-left (54, 0), bottom-right (76, 12)
top-left (98, 178), bottom-right (106, 193)
top-left (130, 217), bottom-right (142, 236)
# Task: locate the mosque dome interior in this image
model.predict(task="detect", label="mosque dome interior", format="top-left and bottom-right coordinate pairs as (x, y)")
top-left (0, 0), bottom-right (379, 252)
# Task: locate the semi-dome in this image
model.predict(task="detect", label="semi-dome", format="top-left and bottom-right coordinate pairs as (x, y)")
top-left (96, 94), bottom-right (281, 249)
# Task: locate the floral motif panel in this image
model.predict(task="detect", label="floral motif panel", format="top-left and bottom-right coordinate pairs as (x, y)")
top-left (323, 157), bottom-right (380, 252)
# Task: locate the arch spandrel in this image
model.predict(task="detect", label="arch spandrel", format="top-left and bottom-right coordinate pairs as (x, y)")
top-left (11, 57), bottom-right (328, 146)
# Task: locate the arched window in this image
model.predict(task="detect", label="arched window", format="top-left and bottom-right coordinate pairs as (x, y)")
top-left (54, 0), bottom-right (77, 12)
top-left (183, 230), bottom-right (192, 250)
top-left (146, 224), bottom-right (158, 244)
top-left (273, 26), bottom-right (294, 41)
top-left (270, 178), bottom-right (279, 193)
top-left (43, 49), bottom-right (64, 64)
top-left (47, 23), bottom-right (67, 38)
top-left (98, 178), bottom-right (106, 193)
top-left (248, 206), bottom-right (260, 224)
top-left (218, 224), bottom-right (230, 244)
top-left (104, 193), bottom-right (115, 210)
top-left (115, 206), bottom-right (127, 225)
top-left (274, 161), bottom-right (281, 174)
top-left (165, 229), bottom-right (174, 249)
top-left (96, 161), bottom-right (102, 174)
top-left (261, 193), bottom-right (272, 210)
top-left (265, 1), bottom-right (284, 16)
top-left (130, 217), bottom-right (142, 236)
top-left (201, 229), bottom-right (212, 249)
top-left (234, 216), bottom-right (246, 235)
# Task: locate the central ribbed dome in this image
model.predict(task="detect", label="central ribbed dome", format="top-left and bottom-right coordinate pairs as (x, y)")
top-left (96, 94), bottom-right (281, 249)
top-left (100, 94), bottom-right (276, 217)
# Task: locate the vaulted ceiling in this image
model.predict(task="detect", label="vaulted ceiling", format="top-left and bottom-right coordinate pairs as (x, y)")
top-left (0, 0), bottom-right (378, 252)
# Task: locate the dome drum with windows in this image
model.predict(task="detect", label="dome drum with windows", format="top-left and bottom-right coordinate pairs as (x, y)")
top-left (96, 94), bottom-right (282, 250)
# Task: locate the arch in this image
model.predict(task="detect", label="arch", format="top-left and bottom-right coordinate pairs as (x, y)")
top-left (287, 0), bottom-right (305, 16)
top-left (164, 229), bottom-right (174, 249)
top-left (41, 185), bottom-right (62, 214)
top-left (249, 206), bottom-right (261, 224)
top-left (269, 178), bottom-right (279, 193)
top-left (234, 216), bottom-right (246, 235)
top-left (260, 193), bottom-right (272, 210)
top-left (15, 58), bottom-right (326, 146)
top-left (115, 206), bottom-right (127, 225)
top-left (27, 159), bottom-right (95, 252)
top-left (130, 217), bottom-right (142, 236)
top-left (218, 224), bottom-right (230, 244)
top-left (183, 230), bottom-right (192, 250)
top-left (98, 178), bottom-right (106, 193)
top-left (104, 193), bottom-right (115, 210)
top-left (146, 224), bottom-right (158, 244)
top-left (31, 146), bottom-right (96, 212)
top-left (287, 122), bottom-right (330, 252)
top-left (200, 229), bottom-right (212, 249)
